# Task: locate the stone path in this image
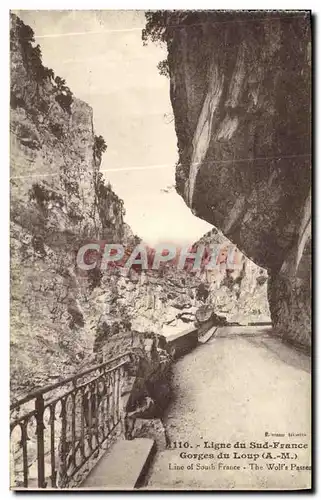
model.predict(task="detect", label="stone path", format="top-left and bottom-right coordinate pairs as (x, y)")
top-left (145, 327), bottom-right (311, 490)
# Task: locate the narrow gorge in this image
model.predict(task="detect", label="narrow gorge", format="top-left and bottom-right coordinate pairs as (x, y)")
top-left (10, 10), bottom-right (311, 491)
top-left (10, 12), bottom-right (272, 402)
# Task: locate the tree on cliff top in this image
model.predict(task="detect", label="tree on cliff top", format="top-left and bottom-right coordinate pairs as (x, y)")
top-left (142, 11), bottom-right (171, 78)
top-left (142, 11), bottom-right (169, 46)
top-left (11, 14), bottom-right (74, 113)
top-left (11, 15), bottom-right (53, 83)
top-left (142, 10), bottom-right (199, 46)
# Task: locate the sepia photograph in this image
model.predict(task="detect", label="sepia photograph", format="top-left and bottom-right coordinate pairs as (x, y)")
top-left (9, 9), bottom-right (312, 490)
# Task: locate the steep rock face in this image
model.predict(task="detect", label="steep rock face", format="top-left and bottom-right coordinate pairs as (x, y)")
top-left (196, 229), bottom-right (270, 325)
top-left (10, 14), bottom-right (135, 398)
top-left (154, 11), bottom-right (311, 347)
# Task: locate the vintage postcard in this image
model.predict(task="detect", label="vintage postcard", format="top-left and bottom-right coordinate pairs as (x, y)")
top-left (10, 10), bottom-right (312, 490)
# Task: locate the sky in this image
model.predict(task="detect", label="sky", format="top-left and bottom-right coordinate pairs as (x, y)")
top-left (16, 10), bottom-right (212, 245)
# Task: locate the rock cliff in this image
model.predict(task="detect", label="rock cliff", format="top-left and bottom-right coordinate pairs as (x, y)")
top-left (196, 228), bottom-right (270, 325)
top-left (10, 13), bottom-right (137, 398)
top-left (144, 11), bottom-right (311, 348)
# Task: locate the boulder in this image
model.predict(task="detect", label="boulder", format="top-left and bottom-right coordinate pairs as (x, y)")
top-left (195, 304), bottom-right (227, 336)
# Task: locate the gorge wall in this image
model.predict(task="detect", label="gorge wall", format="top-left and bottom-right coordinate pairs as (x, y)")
top-left (145, 11), bottom-right (311, 348)
top-left (10, 13), bottom-right (139, 398)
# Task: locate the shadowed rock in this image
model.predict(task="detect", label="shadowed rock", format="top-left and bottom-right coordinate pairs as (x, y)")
top-left (149, 11), bottom-right (311, 348)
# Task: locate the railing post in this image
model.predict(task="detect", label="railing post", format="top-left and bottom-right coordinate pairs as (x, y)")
top-left (35, 394), bottom-right (46, 488)
top-left (20, 421), bottom-right (29, 488)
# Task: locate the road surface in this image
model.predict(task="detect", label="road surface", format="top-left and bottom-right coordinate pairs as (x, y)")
top-left (145, 327), bottom-right (311, 490)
